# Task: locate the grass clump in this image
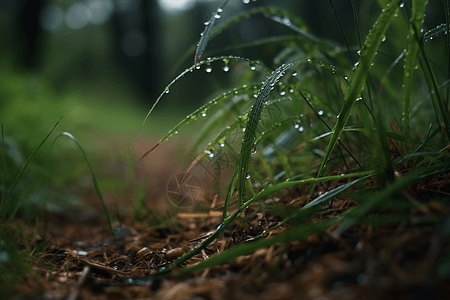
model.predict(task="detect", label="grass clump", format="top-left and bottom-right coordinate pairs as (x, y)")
top-left (134, 0), bottom-right (450, 280)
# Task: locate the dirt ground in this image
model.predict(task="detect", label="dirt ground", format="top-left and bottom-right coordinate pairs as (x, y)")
top-left (11, 138), bottom-right (450, 300)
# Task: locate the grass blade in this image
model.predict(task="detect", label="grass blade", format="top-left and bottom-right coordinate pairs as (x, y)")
top-left (402, 0), bottom-right (428, 134)
top-left (194, 0), bottom-right (229, 64)
top-left (2, 117), bottom-right (62, 221)
top-left (237, 62), bottom-right (301, 207)
top-left (54, 132), bottom-right (114, 236)
top-left (317, 0), bottom-right (401, 178)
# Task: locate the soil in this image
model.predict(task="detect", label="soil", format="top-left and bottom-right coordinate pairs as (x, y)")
top-left (10, 139), bottom-right (450, 300)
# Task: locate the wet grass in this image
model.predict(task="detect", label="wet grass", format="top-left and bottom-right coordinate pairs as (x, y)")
top-left (1, 0), bottom-right (450, 296)
top-left (133, 0), bottom-right (450, 278)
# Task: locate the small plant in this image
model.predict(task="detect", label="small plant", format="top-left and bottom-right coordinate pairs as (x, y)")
top-left (132, 0), bottom-right (450, 278)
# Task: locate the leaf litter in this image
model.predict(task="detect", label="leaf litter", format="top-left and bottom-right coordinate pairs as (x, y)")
top-left (12, 167), bottom-right (450, 300)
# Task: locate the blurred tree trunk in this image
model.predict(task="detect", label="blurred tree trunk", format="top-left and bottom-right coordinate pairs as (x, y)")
top-left (15, 0), bottom-right (45, 69)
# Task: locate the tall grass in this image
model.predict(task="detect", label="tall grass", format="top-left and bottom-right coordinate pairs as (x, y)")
top-left (128, 0), bottom-right (450, 279)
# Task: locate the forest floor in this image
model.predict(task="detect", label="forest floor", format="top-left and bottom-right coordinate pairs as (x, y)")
top-left (10, 139), bottom-right (450, 300)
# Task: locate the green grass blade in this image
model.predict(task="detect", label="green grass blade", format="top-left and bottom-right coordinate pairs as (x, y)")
top-left (2, 117), bottom-right (62, 221)
top-left (237, 62), bottom-right (301, 207)
top-left (402, 0), bottom-right (428, 134)
top-left (140, 84), bottom-right (260, 160)
top-left (417, 38), bottom-right (450, 141)
top-left (194, 0), bottom-right (229, 64)
top-left (317, 0), bottom-right (401, 178)
top-left (128, 55), bottom-right (269, 158)
top-left (55, 132), bottom-right (114, 236)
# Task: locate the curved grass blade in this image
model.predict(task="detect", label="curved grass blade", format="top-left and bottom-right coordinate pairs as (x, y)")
top-left (416, 34), bottom-right (450, 141)
top-left (53, 132), bottom-right (114, 236)
top-left (403, 0), bottom-right (428, 134)
top-left (173, 6), bottom-right (315, 72)
top-left (2, 117), bottom-right (62, 221)
top-left (237, 62), bottom-right (302, 206)
top-left (317, 0), bottom-right (401, 178)
top-left (128, 55), bottom-right (269, 158)
top-left (194, 0), bottom-right (229, 64)
top-left (140, 84), bottom-right (260, 160)
top-left (422, 23), bottom-right (449, 43)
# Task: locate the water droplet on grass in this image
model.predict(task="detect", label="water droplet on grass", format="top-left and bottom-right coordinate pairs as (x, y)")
top-left (291, 70), bottom-right (298, 77)
top-left (246, 173), bottom-right (251, 179)
top-left (164, 87), bottom-right (170, 94)
top-left (249, 62), bottom-right (256, 71)
top-left (318, 110), bottom-right (324, 116)
top-left (222, 60), bottom-right (230, 72)
top-left (205, 63), bottom-right (212, 73)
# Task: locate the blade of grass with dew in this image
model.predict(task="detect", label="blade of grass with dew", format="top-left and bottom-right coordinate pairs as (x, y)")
top-left (194, 0), bottom-right (229, 64)
top-left (139, 84), bottom-right (260, 160)
top-left (403, 0), bottom-right (428, 134)
top-left (416, 33), bottom-right (450, 141)
top-left (174, 6), bottom-right (319, 73)
top-left (53, 132), bottom-right (114, 236)
top-left (317, 0), bottom-right (401, 178)
top-left (2, 117), bottom-right (62, 221)
top-left (237, 62), bottom-right (303, 207)
top-left (129, 55), bottom-right (268, 159)
top-left (175, 219), bottom-right (335, 276)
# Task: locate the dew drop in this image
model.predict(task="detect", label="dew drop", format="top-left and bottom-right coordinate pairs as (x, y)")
top-left (195, 65), bottom-right (201, 70)
top-left (164, 87), bottom-right (170, 94)
top-left (204, 21), bottom-right (209, 26)
top-left (251, 147), bottom-right (257, 154)
top-left (318, 110), bottom-right (324, 116)
top-left (298, 126), bottom-right (304, 132)
top-left (246, 173), bottom-right (251, 179)
top-left (222, 60), bottom-right (230, 72)
top-left (214, 14), bottom-right (221, 19)
top-left (209, 151), bottom-right (215, 158)
top-left (202, 112), bottom-right (207, 117)
top-left (220, 143), bottom-right (225, 148)
top-left (243, 0), bottom-right (250, 4)
top-left (249, 62), bottom-right (256, 71)
top-left (205, 63), bottom-right (212, 73)
top-left (279, 87), bottom-right (286, 96)
top-left (399, 2), bottom-right (405, 8)
top-left (291, 70), bottom-right (298, 77)
top-left (294, 123), bottom-right (300, 129)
